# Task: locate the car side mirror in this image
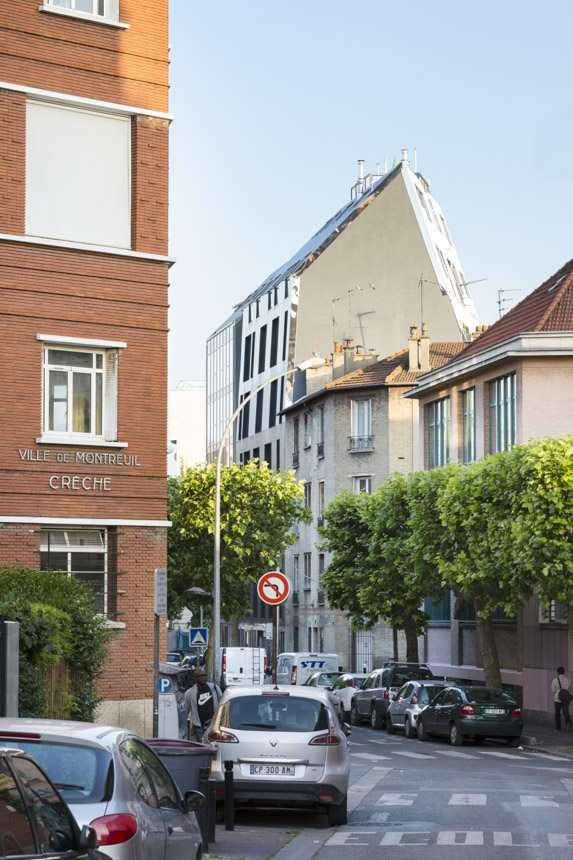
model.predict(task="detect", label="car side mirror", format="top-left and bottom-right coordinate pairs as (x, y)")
top-left (342, 723), bottom-right (352, 736)
top-left (184, 789), bottom-right (205, 812)
top-left (78, 825), bottom-right (99, 851)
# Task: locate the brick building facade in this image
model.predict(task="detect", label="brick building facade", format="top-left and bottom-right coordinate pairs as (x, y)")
top-left (0, 0), bottom-right (171, 733)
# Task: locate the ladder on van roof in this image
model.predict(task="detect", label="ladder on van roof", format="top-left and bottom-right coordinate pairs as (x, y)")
top-left (252, 648), bottom-right (261, 684)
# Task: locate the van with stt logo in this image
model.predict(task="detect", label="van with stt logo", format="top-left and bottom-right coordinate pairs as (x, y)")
top-left (276, 652), bottom-right (343, 686)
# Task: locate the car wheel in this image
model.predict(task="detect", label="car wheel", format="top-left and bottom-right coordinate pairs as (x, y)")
top-left (417, 718), bottom-right (429, 741)
top-left (473, 735), bottom-right (485, 745)
top-left (371, 707), bottom-right (383, 730)
top-left (385, 712), bottom-right (396, 734)
top-left (404, 718), bottom-right (416, 739)
top-left (350, 702), bottom-right (360, 726)
top-left (327, 794), bottom-right (347, 826)
top-left (449, 722), bottom-right (464, 746)
top-left (506, 736), bottom-right (521, 747)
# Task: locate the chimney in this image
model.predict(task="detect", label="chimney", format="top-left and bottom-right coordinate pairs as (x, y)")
top-left (419, 323), bottom-right (430, 372)
top-left (408, 325), bottom-right (420, 371)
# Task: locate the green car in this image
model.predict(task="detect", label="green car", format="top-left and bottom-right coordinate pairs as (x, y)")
top-left (417, 685), bottom-right (523, 746)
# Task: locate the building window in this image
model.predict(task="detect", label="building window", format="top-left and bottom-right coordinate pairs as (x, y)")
top-left (461, 388), bottom-right (476, 463)
top-left (268, 291), bottom-right (272, 310)
top-left (318, 553), bottom-right (325, 585)
top-left (241, 395), bottom-right (250, 440)
top-left (317, 406), bottom-right (324, 457)
top-left (243, 335), bottom-right (252, 382)
top-left (424, 592), bottom-right (451, 623)
top-left (258, 325), bottom-right (267, 372)
top-left (264, 443), bottom-right (272, 469)
top-left (41, 0), bottom-right (122, 24)
top-left (269, 380), bottom-right (278, 428)
top-left (489, 373), bottom-right (516, 454)
top-left (26, 101), bottom-right (130, 248)
top-left (270, 317), bottom-right (280, 367)
top-left (304, 482), bottom-right (312, 509)
top-left (41, 528), bottom-right (112, 615)
top-left (427, 397), bottom-right (450, 469)
top-left (349, 399), bottom-right (372, 450)
top-left (353, 475), bottom-right (372, 493)
top-left (41, 339), bottom-right (123, 443)
top-left (303, 553), bottom-right (312, 589)
top-left (416, 187), bottom-right (432, 222)
top-left (318, 481), bottom-right (325, 514)
top-left (293, 418), bottom-right (299, 467)
top-left (252, 447), bottom-right (260, 463)
top-left (255, 391), bottom-right (264, 433)
top-left (282, 311), bottom-right (288, 361)
top-left (539, 600), bottom-right (568, 625)
top-left (293, 555), bottom-right (300, 591)
top-left (303, 412), bottom-right (312, 448)
top-left (276, 439), bottom-right (280, 471)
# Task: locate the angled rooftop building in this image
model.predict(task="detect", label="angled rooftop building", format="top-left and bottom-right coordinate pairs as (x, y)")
top-left (207, 151), bottom-right (481, 470)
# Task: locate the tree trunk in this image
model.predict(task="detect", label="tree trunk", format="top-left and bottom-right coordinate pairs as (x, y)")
top-left (404, 617), bottom-right (419, 662)
top-left (474, 595), bottom-right (502, 688)
top-left (229, 616), bottom-right (240, 646)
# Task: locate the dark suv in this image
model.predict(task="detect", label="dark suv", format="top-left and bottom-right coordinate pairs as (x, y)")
top-left (0, 746), bottom-right (108, 860)
top-left (351, 662), bottom-right (434, 729)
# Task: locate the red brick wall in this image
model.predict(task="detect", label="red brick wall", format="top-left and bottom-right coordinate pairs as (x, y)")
top-left (0, 89), bottom-right (25, 235)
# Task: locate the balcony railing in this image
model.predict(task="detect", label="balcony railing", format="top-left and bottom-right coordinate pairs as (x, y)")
top-left (317, 515), bottom-right (325, 528)
top-left (317, 441), bottom-right (324, 458)
top-left (348, 435), bottom-right (373, 452)
top-left (318, 589), bottom-right (325, 606)
top-left (292, 451), bottom-right (299, 468)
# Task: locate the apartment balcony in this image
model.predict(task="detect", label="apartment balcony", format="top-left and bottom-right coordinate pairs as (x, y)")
top-left (292, 451), bottom-right (299, 468)
top-left (317, 441), bottom-right (324, 458)
top-left (348, 435), bottom-right (374, 452)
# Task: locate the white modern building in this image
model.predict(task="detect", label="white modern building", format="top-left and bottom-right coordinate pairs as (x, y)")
top-left (168, 381), bottom-right (207, 476)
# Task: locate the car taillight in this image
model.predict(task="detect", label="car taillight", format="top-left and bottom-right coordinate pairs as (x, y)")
top-left (90, 815), bottom-right (138, 846)
top-left (512, 707), bottom-right (521, 719)
top-left (309, 731), bottom-right (341, 746)
top-left (208, 729), bottom-right (238, 743)
top-left (411, 694), bottom-right (418, 704)
top-left (222, 655), bottom-right (226, 672)
top-left (460, 704), bottom-right (475, 716)
top-left (264, 655), bottom-right (267, 672)
top-left (383, 689), bottom-right (389, 699)
top-left (291, 667), bottom-right (297, 684)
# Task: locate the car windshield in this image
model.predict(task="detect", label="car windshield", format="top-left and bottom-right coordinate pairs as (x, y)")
top-left (421, 686), bottom-right (446, 703)
top-left (392, 668), bottom-right (433, 687)
top-left (317, 673), bottom-right (341, 686)
top-left (226, 695), bottom-right (329, 732)
top-left (0, 740), bottom-right (113, 803)
top-left (464, 689), bottom-right (514, 704)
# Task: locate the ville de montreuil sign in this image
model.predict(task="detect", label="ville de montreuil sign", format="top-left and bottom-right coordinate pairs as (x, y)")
top-left (17, 447), bottom-right (141, 492)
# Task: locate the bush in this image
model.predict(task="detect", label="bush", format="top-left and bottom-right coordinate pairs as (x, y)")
top-left (0, 566), bottom-right (113, 720)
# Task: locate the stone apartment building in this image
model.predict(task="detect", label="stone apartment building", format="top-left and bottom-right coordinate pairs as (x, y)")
top-left (0, 0), bottom-right (171, 732)
top-left (282, 331), bottom-right (466, 671)
top-left (406, 257), bottom-right (573, 722)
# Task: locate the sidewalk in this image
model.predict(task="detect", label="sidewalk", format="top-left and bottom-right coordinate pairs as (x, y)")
top-left (521, 721), bottom-right (573, 758)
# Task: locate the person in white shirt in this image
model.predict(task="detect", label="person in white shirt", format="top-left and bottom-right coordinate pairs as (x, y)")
top-left (550, 667), bottom-right (572, 732)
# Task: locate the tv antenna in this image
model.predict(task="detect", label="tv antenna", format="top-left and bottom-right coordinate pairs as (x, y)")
top-left (497, 289), bottom-right (521, 318)
top-left (332, 283), bottom-right (375, 343)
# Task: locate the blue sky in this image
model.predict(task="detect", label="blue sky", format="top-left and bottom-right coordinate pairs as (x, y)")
top-left (168, 0), bottom-right (573, 384)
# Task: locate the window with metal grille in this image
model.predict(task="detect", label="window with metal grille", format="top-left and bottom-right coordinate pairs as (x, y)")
top-left (40, 528), bottom-right (116, 615)
top-left (489, 373), bottom-right (516, 454)
top-left (462, 388), bottom-right (476, 463)
top-left (427, 397), bottom-right (450, 469)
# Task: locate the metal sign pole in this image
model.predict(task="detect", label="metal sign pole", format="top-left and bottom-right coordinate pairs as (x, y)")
top-left (153, 568), bottom-right (167, 739)
top-left (272, 604), bottom-right (278, 684)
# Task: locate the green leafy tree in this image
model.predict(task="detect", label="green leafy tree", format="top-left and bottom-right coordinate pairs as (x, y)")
top-left (0, 566), bottom-right (112, 719)
top-left (168, 461), bottom-right (311, 670)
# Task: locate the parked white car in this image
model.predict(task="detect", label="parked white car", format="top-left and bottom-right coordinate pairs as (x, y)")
top-left (204, 684), bottom-right (350, 825)
top-left (328, 673), bottom-right (369, 722)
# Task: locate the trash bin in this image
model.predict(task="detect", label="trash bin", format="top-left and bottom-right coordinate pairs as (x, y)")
top-left (147, 738), bottom-right (217, 852)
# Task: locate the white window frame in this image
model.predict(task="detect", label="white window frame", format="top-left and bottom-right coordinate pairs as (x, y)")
top-left (353, 475), bottom-right (372, 494)
top-left (303, 553), bottom-right (312, 590)
top-left (304, 412), bottom-right (312, 448)
top-left (293, 555), bottom-right (300, 592)
top-left (37, 334), bottom-right (127, 446)
top-left (40, 527), bottom-right (109, 614)
top-left (39, 0), bottom-right (127, 28)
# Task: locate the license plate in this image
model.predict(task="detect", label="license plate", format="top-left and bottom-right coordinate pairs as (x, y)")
top-left (484, 708), bottom-right (505, 715)
top-left (249, 765), bottom-right (295, 776)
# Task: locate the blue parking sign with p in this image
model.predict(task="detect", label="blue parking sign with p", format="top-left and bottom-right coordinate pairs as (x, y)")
top-left (158, 677), bottom-right (172, 693)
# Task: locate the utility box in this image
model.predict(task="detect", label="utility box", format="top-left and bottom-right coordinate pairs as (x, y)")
top-left (157, 661), bottom-right (187, 738)
top-left (0, 618), bottom-right (19, 717)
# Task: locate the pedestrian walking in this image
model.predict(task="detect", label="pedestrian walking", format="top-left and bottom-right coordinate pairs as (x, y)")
top-left (184, 667), bottom-right (222, 741)
top-left (551, 666), bottom-right (572, 731)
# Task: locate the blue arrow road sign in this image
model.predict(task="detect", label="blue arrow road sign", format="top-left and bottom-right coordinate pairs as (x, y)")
top-left (189, 627), bottom-right (208, 647)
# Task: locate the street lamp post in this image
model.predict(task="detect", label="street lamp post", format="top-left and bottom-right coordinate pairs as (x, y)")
top-left (212, 355), bottom-right (326, 686)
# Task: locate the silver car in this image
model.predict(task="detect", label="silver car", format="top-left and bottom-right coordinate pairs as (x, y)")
top-left (328, 673), bottom-right (369, 722)
top-left (385, 681), bottom-right (450, 737)
top-left (0, 719), bottom-right (204, 860)
top-left (204, 685), bottom-right (350, 825)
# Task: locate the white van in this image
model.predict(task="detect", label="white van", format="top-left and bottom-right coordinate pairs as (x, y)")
top-left (276, 652), bottom-right (343, 686)
top-left (220, 647), bottom-right (267, 689)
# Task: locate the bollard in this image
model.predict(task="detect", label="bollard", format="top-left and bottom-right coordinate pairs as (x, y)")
top-left (208, 779), bottom-right (217, 842)
top-left (224, 760), bottom-right (234, 831)
top-left (197, 766), bottom-right (210, 852)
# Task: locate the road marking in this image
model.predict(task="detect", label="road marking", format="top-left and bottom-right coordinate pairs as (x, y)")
top-left (376, 792), bottom-right (416, 806)
top-left (449, 793), bottom-right (487, 805)
top-left (520, 794), bottom-right (560, 807)
top-left (548, 834), bottom-right (573, 847)
top-left (480, 751), bottom-right (522, 759)
top-left (526, 751), bottom-right (570, 761)
top-left (348, 766), bottom-right (392, 811)
top-left (561, 778), bottom-right (573, 801)
top-left (393, 750), bottom-right (436, 759)
top-left (437, 832), bottom-right (484, 845)
top-left (350, 752), bottom-right (391, 761)
top-left (434, 749), bottom-right (480, 759)
top-left (324, 832), bottom-right (571, 848)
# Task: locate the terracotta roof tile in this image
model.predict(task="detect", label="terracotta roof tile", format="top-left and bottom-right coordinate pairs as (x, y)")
top-left (458, 258), bottom-right (573, 360)
top-left (325, 342), bottom-right (467, 390)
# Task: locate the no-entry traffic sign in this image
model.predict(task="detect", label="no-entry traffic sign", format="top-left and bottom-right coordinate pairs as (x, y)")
top-left (257, 571), bottom-right (292, 605)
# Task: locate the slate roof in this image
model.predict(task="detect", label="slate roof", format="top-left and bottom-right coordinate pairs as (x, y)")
top-left (458, 257), bottom-right (573, 360)
top-left (325, 342), bottom-right (467, 390)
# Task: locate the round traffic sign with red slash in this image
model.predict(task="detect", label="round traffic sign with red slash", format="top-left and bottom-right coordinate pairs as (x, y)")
top-left (257, 571), bottom-right (292, 605)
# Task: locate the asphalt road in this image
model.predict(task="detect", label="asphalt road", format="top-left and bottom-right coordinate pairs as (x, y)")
top-left (217, 724), bottom-right (573, 860)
